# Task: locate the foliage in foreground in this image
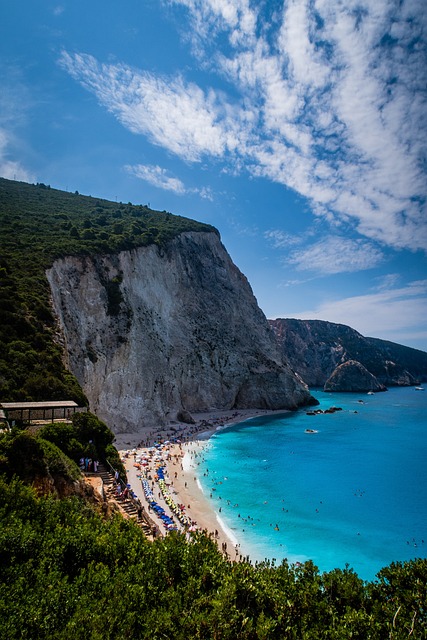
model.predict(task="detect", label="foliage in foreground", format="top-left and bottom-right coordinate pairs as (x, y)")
top-left (0, 475), bottom-right (426, 639)
top-left (0, 412), bottom-right (125, 489)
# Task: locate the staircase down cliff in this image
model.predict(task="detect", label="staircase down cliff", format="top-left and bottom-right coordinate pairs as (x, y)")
top-left (47, 232), bottom-right (315, 433)
top-left (269, 318), bottom-right (427, 388)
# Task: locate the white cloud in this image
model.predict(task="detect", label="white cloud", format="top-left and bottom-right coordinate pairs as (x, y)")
top-left (61, 0), bottom-right (427, 252)
top-left (197, 185), bottom-right (214, 201)
top-left (373, 273), bottom-right (401, 291)
top-left (279, 280), bottom-right (427, 343)
top-left (59, 52), bottom-right (235, 163)
top-left (279, 0), bottom-right (329, 88)
top-left (125, 163), bottom-right (213, 200)
top-left (0, 128), bottom-right (35, 183)
top-left (125, 164), bottom-right (186, 194)
top-left (264, 229), bottom-right (303, 249)
top-left (176, 0), bottom-right (427, 252)
top-left (285, 235), bottom-right (383, 274)
top-left (0, 67), bottom-right (36, 183)
top-left (171, 0), bottom-right (257, 47)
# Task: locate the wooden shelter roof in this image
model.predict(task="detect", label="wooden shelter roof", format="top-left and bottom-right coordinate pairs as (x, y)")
top-left (0, 401), bottom-right (78, 410)
top-left (0, 401), bottom-right (80, 424)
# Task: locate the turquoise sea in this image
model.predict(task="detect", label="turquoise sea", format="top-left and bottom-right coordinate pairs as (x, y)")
top-left (197, 386), bottom-right (427, 581)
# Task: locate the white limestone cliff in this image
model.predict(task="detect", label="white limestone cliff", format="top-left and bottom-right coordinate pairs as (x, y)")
top-left (47, 231), bottom-right (314, 433)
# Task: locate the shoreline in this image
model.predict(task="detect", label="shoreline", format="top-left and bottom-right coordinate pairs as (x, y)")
top-left (118, 390), bottom-right (427, 578)
top-left (117, 408), bottom-right (289, 558)
top-left (113, 408), bottom-right (290, 450)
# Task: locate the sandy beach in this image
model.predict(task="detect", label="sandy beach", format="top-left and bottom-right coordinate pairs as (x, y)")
top-left (117, 408), bottom-right (288, 558)
top-left (114, 408), bottom-right (275, 450)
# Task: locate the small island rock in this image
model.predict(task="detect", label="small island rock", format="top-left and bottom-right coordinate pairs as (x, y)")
top-left (324, 360), bottom-right (387, 393)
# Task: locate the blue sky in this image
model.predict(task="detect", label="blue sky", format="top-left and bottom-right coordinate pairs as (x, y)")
top-left (1, 0), bottom-right (426, 351)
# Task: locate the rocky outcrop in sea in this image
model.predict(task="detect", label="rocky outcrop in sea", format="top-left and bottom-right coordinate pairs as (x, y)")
top-left (324, 360), bottom-right (387, 393)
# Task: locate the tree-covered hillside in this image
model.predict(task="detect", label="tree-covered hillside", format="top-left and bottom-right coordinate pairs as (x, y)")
top-left (0, 178), bottom-right (217, 403)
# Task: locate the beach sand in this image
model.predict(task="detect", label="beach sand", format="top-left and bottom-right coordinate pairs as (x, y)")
top-left (117, 408), bottom-right (288, 558)
top-left (166, 442), bottom-right (240, 558)
top-left (114, 409), bottom-right (258, 450)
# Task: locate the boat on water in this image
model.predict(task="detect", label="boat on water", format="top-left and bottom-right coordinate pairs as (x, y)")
top-left (305, 428), bottom-right (318, 434)
top-left (415, 386), bottom-right (424, 391)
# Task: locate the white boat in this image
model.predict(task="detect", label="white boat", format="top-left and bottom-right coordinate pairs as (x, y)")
top-left (415, 386), bottom-right (424, 391)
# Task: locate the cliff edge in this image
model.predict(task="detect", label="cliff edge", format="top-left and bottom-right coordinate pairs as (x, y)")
top-left (47, 232), bottom-right (315, 432)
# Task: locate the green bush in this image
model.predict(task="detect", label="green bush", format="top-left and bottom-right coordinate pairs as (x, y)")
top-left (39, 412), bottom-right (121, 475)
top-left (38, 423), bottom-right (85, 461)
top-left (0, 474), bottom-right (426, 639)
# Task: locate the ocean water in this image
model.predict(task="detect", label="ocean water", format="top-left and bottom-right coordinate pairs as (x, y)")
top-left (196, 386), bottom-right (427, 581)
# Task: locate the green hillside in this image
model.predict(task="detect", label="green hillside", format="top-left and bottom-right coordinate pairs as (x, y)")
top-left (0, 178), bottom-right (217, 403)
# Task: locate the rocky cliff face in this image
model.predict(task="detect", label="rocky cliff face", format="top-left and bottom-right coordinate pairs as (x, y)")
top-left (269, 318), bottom-right (427, 388)
top-left (47, 232), bottom-right (314, 433)
top-left (324, 360), bottom-right (387, 393)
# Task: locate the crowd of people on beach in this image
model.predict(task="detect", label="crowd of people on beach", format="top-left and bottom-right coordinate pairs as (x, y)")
top-left (120, 434), bottom-right (247, 559)
top-left (121, 411), bottom-right (246, 451)
top-left (122, 441), bottom-right (199, 536)
top-left (115, 410), bottom-right (276, 560)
